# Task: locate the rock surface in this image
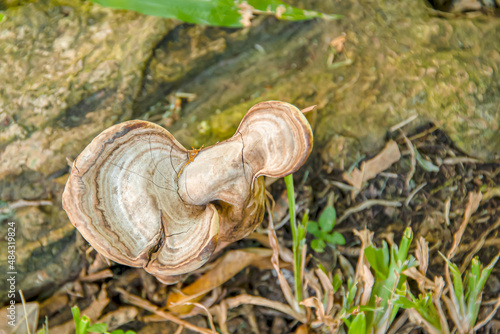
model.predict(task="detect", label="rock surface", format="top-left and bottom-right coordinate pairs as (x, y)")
top-left (0, 0), bottom-right (498, 303)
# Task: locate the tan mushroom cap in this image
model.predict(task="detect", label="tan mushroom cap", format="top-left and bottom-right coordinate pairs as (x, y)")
top-left (62, 101), bottom-right (312, 282)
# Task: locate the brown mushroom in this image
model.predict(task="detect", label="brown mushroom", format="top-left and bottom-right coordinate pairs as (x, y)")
top-left (62, 101), bottom-right (313, 283)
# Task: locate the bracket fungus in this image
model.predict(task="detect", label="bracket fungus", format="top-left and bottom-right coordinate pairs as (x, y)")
top-left (62, 101), bottom-right (313, 283)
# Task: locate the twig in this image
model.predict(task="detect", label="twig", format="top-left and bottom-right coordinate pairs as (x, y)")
top-left (408, 124), bottom-right (439, 141)
top-left (442, 157), bottom-right (481, 165)
top-left (337, 200), bottom-right (402, 225)
top-left (447, 192), bottom-right (482, 260)
top-left (457, 237), bottom-right (500, 254)
top-left (116, 287), bottom-right (212, 334)
top-left (400, 131), bottom-right (415, 190)
top-left (186, 303), bottom-right (216, 334)
top-left (460, 218), bottom-right (500, 272)
top-left (80, 269), bottom-right (114, 282)
top-left (379, 172), bottom-right (399, 178)
top-left (213, 294), bottom-right (306, 323)
top-left (390, 114), bottom-right (418, 132)
top-left (405, 182), bottom-right (427, 207)
top-left (387, 310), bottom-right (409, 334)
top-left (301, 105), bottom-right (316, 114)
top-left (0, 199), bottom-right (52, 213)
top-left (444, 198), bottom-right (451, 226)
top-left (19, 290), bottom-right (31, 334)
top-left (328, 180), bottom-right (358, 192)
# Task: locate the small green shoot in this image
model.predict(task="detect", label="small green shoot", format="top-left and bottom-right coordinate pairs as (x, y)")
top-left (439, 252), bottom-right (500, 333)
top-left (394, 291), bottom-right (443, 334)
top-left (363, 227), bottom-right (416, 332)
top-left (284, 174), bottom-right (306, 303)
top-left (340, 227), bottom-right (416, 333)
top-left (37, 316), bottom-right (50, 334)
top-left (71, 306), bottom-right (136, 334)
top-left (307, 206), bottom-right (345, 253)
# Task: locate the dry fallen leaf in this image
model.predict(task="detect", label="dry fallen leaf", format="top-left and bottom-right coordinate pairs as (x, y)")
top-left (167, 248), bottom-right (273, 314)
top-left (342, 140), bottom-right (401, 190)
top-left (294, 324), bottom-right (309, 334)
top-left (447, 191), bottom-right (482, 260)
top-left (247, 231), bottom-right (294, 263)
top-left (96, 306), bottom-right (139, 332)
top-left (0, 302), bottom-right (39, 334)
top-left (213, 294), bottom-right (306, 323)
top-left (116, 287), bottom-right (212, 334)
top-left (415, 237), bottom-right (429, 275)
top-left (268, 210), bottom-right (301, 314)
top-left (314, 269), bottom-right (334, 315)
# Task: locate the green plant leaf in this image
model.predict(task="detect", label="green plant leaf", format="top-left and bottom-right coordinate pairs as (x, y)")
top-left (397, 227), bottom-right (413, 263)
top-left (318, 206), bottom-right (336, 233)
top-left (395, 292), bottom-right (442, 331)
top-left (345, 278), bottom-right (358, 308)
top-left (332, 273), bottom-right (342, 293)
top-left (92, 0), bottom-right (241, 27)
top-left (415, 147), bottom-right (440, 172)
top-left (90, 0), bottom-right (339, 28)
top-left (469, 252), bottom-right (500, 325)
top-left (87, 322), bottom-right (109, 333)
top-left (477, 252), bottom-right (500, 295)
top-left (78, 317), bottom-right (90, 334)
top-left (307, 221), bottom-right (322, 238)
top-left (324, 232), bottom-right (345, 246)
top-left (311, 239), bottom-right (326, 253)
top-left (348, 313), bottom-right (366, 334)
top-left (439, 252), bottom-right (465, 314)
top-left (365, 241), bottom-right (390, 279)
top-left (298, 225), bottom-right (308, 247)
top-left (71, 306), bottom-right (81, 333)
top-left (249, 0), bottom-right (340, 21)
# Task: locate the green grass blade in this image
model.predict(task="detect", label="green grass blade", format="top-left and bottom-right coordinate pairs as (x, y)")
top-left (477, 252), bottom-right (500, 293)
top-left (87, 322), bottom-right (109, 333)
top-left (470, 252), bottom-right (500, 325)
top-left (284, 174), bottom-right (303, 302)
top-left (397, 227), bottom-right (413, 263)
top-left (348, 313), bottom-right (366, 334)
top-left (71, 306), bottom-right (81, 333)
top-left (365, 242), bottom-right (390, 279)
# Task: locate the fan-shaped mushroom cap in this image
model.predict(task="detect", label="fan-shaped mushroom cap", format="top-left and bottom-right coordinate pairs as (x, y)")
top-left (62, 101), bottom-right (312, 282)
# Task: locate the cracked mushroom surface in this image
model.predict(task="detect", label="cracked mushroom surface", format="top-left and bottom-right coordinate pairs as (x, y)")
top-left (62, 101), bottom-right (313, 283)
